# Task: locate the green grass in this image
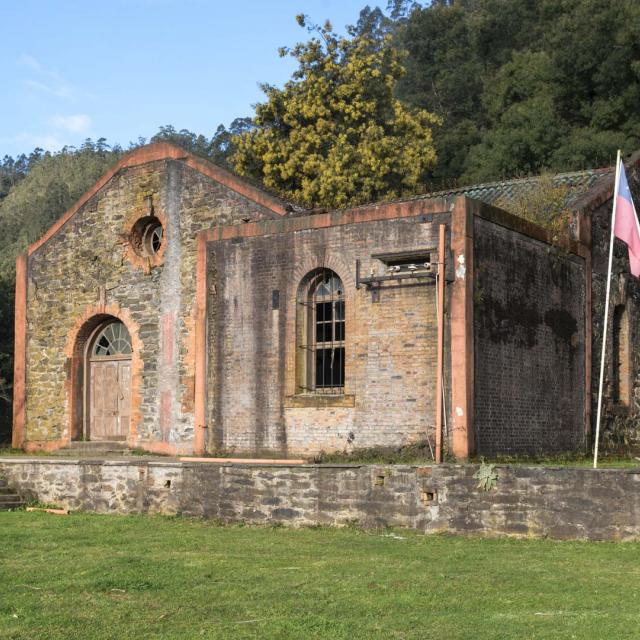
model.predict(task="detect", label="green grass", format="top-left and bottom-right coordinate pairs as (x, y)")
top-left (1, 514), bottom-right (639, 639)
top-left (0, 446), bottom-right (162, 458)
top-left (0, 447), bottom-right (53, 457)
top-left (475, 452), bottom-right (640, 468)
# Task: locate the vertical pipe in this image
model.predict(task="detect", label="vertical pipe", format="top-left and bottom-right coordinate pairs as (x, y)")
top-left (435, 224), bottom-right (446, 463)
top-left (193, 232), bottom-right (208, 456)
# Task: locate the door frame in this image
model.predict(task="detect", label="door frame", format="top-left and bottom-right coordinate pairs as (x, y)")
top-left (82, 321), bottom-right (133, 441)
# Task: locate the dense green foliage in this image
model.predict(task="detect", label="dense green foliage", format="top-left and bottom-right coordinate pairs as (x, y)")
top-left (2, 513), bottom-right (640, 638)
top-left (151, 121), bottom-right (253, 170)
top-left (395, 0), bottom-right (640, 185)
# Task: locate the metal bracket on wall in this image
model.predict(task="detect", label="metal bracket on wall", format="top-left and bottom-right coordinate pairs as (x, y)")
top-left (355, 258), bottom-right (438, 290)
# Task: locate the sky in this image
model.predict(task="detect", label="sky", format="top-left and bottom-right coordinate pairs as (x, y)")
top-left (0, 0), bottom-right (377, 158)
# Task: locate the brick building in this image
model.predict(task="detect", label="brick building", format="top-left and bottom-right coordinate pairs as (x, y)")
top-left (11, 143), bottom-right (640, 458)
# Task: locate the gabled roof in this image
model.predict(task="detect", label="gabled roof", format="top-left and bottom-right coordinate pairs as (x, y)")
top-left (28, 142), bottom-right (293, 256)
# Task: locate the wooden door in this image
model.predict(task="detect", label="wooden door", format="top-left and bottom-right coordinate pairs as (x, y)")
top-left (90, 359), bottom-right (131, 441)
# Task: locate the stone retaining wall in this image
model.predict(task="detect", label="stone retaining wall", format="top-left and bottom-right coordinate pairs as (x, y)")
top-left (1, 459), bottom-right (639, 541)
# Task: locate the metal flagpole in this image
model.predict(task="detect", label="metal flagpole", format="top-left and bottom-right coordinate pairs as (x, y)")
top-left (434, 224), bottom-right (446, 463)
top-left (593, 149), bottom-right (622, 469)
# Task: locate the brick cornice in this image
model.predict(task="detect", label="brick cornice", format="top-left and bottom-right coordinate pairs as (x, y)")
top-left (28, 142), bottom-right (290, 257)
top-left (202, 198), bottom-right (451, 244)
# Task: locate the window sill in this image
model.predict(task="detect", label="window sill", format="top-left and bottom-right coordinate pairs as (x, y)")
top-left (284, 394), bottom-right (355, 409)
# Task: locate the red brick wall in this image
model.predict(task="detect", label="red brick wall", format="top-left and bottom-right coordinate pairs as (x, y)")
top-left (206, 215), bottom-right (446, 456)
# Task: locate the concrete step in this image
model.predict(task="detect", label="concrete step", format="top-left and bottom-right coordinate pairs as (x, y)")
top-left (52, 441), bottom-right (131, 456)
top-left (0, 499), bottom-right (25, 510)
top-left (0, 478), bottom-right (24, 510)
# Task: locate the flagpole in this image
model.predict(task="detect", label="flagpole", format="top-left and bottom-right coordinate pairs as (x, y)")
top-left (593, 149), bottom-right (622, 468)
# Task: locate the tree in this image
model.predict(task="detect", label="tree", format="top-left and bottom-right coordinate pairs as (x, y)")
top-left (396, 0), bottom-right (640, 184)
top-left (231, 15), bottom-right (440, 209)
top-left (462, 50), bottom-right (566, 182)
top-left (150, 120), bottom-right (253, 170)
top-left (396, 0), bottom-right (540, 184)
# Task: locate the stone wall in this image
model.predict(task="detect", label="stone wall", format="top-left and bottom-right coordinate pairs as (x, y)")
top-left (2, 458), bottom-right (640, 541)
top-left (25, 158), bottom-right (276, 452)
top-left (206, 214), bottom-right (446, 456)
top-left (473, 215), bottom-right (587, 455)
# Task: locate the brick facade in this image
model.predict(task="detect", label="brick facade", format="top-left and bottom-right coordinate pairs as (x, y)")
top-left (206, 215), bottom-right (444, 456)
top-left (20, 147), bottom-right (279, 453)
top-left (589, 164), bottom-right (640, 448)
top-left (473, 216), bottom-right (587, 454)
top-left (14, 143), bottom-right (640, 459)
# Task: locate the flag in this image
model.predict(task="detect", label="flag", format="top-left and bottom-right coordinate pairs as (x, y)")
top-left (613, 160), bottom-right (640, 277)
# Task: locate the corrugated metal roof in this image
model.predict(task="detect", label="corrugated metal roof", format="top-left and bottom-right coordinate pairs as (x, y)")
top-left (290, 166), bottom-right (617, 217)
top-left (389, 167), bottom-right (615, 210)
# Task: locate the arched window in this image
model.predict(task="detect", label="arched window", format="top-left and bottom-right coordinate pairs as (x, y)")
top-left (91, 321), bottom-right (132, 358)
top-left (298, 268), bottom-right (345, 393)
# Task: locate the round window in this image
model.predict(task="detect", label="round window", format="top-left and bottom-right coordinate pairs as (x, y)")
top-left (131, 216), bottom-right (164, 258)
top-left (141, 220), bottom-right (163, 255)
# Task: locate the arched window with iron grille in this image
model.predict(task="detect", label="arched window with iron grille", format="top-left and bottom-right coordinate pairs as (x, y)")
top-left (298, 268), bottom-right (345, 393)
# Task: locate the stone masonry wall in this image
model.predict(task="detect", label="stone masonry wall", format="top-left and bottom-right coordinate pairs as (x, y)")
top-left (26, 159), bottom-right (276, 451)
top-left (2, 458), bottom-right (640, 541)
top-left (207, 215), bottom-right (446, 456)
top-left (473, 216), bottom-right (586, 455)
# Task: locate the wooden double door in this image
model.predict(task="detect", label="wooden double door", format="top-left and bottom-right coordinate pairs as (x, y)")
top-left (89, 358), bottom-right (131, 441)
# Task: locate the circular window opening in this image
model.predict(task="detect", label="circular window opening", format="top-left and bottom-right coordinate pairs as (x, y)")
top-left (131, 216), bottom-right (163, 258)
top-left (142, 221), bottom-right (163, 255)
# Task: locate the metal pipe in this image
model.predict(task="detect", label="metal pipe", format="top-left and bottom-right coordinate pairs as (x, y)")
top-left (435, 224), bottom-right (446, 464)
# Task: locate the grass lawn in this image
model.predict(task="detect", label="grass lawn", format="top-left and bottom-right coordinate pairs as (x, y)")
top-left (1, 514), bottom-right (639, 639)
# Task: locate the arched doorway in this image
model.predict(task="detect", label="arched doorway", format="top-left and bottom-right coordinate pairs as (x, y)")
top-left (86, 320), bottom-right (133, 441)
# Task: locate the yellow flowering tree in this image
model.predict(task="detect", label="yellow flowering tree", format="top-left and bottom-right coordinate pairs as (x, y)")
top-left (231, 16), bottom-right (440, 209)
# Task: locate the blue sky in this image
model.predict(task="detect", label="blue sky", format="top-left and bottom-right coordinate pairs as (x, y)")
top-left (1, 0), bottom-right (377, 158)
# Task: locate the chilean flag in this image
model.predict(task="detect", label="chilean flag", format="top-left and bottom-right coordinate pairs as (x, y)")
top-left (613, 160), bottom-right (640, 277)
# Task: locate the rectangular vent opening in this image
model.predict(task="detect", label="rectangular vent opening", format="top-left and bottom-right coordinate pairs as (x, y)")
top-left (373, 251), bottom-right (432, 274)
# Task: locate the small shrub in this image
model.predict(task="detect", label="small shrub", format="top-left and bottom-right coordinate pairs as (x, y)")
top-left (474, 461), bottom-right (498, 491)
